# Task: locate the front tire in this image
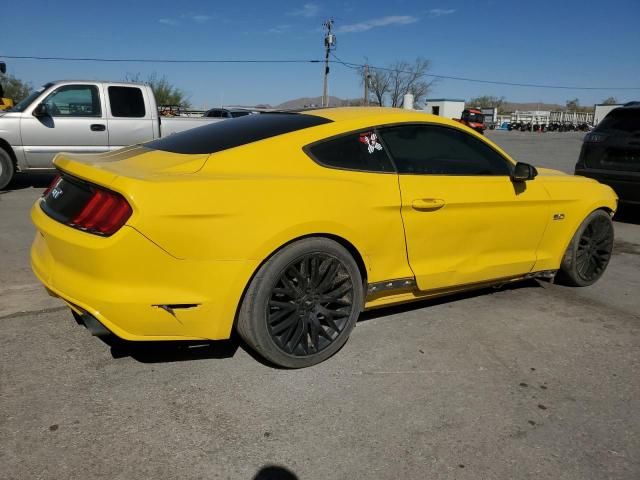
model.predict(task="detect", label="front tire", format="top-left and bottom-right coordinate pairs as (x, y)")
top-left (237, 238), bottom-right (364, 368)
top-left (0, 148), bottom-right (15, 190)
top-left (557, 210), bottom-right (614, 287)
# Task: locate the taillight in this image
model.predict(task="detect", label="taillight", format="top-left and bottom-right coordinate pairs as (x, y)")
top-left (70, 187), bottom-right (132, 236)
top-left (42, 175), bottom-right (61, 197)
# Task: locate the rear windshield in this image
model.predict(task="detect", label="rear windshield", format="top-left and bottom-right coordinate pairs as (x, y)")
top-left (147, 113), bottom-right (332, 154)
top-left (596, 109), bottom-right (640, 133)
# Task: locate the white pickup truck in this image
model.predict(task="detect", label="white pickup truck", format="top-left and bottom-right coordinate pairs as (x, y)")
top-left (0, 80), bottom-right (223, 189)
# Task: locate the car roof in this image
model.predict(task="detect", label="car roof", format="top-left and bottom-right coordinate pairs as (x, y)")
top-left (302, 106), bottom-right (444, 124)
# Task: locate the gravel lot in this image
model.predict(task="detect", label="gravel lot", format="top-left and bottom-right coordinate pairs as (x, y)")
top-left (1, 132), bottom-right (639, 480)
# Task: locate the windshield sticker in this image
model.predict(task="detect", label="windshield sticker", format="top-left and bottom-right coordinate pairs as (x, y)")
top-left (359, 132), bottom-right (383, 154)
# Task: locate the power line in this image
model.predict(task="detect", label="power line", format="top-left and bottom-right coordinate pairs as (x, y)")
top-left (4, 53), bottom-right (639, 91)
top-left (1, 54), bottom-right (321, 64)
top-left (330, 54), bottom-right (640, 91)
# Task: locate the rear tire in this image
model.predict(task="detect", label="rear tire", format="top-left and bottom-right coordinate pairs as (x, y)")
top-left (557, 210), bottom-right (614, 287)
top-left (0, 148), bottom-right (15, 190)
top-left (237, 238), bottom-right (364, 368)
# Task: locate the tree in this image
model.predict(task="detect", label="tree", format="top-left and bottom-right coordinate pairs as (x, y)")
top-left (601, 96), bottom-right (618, 105)
top-left (565, 98), bottom-right (580, 111)
top-left (124, 72), bottom-right (191, 107)
top-left (468, 95), bottom-right (506, 113)
top-left (359, 57), bottom-right (434, 108)
top-left (0, 73), bottom-right (32, 103)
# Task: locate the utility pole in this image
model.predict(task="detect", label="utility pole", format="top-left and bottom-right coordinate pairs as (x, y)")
top-left (321, 19), bottom-right (336, 107)
top-left (363, 64), bottom-right (370, 106)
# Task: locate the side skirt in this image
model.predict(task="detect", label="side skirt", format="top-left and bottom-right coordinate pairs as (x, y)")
top-left (364, 270), bottom-right (557, 310)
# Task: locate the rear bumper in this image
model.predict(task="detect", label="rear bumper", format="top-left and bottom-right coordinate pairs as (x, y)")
top-left (575, 168), bottom-right (640, 204)
top-left (31, 201), bottom-right (255, 341)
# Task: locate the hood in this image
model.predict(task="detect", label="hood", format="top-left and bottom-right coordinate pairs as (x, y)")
top-left (536, 167), bottom-right (570, 176)
top-left (53, 145), bottom-right (209, 186)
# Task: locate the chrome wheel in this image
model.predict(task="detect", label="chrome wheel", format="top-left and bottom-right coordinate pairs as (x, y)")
top-left (266, 253), bottom-right (354, 356)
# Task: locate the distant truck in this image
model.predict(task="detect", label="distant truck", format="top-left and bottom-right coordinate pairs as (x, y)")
top-left (0, 80), bottom-right (223, 189)
top-left (454, 108), bottom-right (486, 134)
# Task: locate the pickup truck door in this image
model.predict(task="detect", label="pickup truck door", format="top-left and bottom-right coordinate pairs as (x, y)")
top-left (19, 83), bottom-right (108, 168)
top-left (105, 85), bottom-right (155, 149)
top-left (377, 123), bottom-right (551, 291)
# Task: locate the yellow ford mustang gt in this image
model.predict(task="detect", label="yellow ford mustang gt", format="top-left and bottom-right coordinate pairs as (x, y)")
top-left (31, 107), bottom-right (617, 368)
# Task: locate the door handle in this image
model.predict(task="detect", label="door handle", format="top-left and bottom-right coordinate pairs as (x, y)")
top-left (412, 198), bottom-right (446, 211)
top-left (90, 124), bottom-right (106, 132)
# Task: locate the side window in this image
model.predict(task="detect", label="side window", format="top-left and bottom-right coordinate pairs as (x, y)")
top-left (207, 110), bottom-right (222, 118)
top-left (379, 124), bottom-right (511, 176)
top-left (43, 85), bottom-right (101, 117)
top-left (108, 86), bottom-right (146, 118)
top-left (306, 130), bottom-right (394, 173)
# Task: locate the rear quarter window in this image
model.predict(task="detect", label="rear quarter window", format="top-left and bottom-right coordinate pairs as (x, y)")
top-left (305, 130), bottom-right (395, 173)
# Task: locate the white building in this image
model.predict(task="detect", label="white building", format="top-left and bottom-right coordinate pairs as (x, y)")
top-left (424, 98), bottom-right (465, 119)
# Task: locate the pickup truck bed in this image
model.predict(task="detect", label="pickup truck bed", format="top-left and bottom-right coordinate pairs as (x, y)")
top-left (0, 80), bottom-right (222, 189)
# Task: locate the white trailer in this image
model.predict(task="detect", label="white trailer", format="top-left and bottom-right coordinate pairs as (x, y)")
top-left (593, 104), bottom-right (623, 125)
top-left (511, 111), bottom-right (551, 127)
top-left (549, 111), bottom-right (594, 125)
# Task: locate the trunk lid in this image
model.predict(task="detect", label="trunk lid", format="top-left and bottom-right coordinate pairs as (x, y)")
top-left (53, 145), bottom-right (210, 186)
top-left (45, 146), bottom-right (210, 237)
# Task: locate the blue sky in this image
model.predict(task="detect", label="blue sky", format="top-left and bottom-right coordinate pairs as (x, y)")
top-left (2, 0), bottom-right (639, 108)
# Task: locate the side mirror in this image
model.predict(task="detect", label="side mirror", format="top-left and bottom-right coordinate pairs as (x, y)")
top-left (33, 103), bottom-right (49, 117)
top-left (511, 162), bottom-right (538, 182)
top-left (0, 62), bottom-right (6, 74)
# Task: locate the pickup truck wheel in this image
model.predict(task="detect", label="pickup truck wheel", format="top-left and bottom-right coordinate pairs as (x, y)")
top-left (237, 238), bottom-right (363, 368)
top-left (557, 210), bottom-right (614, 287)
top-left (0, 148), bottom-right (15, 190)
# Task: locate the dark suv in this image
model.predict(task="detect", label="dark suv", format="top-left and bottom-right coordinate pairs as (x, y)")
top-left (575, 103), bottom-right (640, 204)
top-left (203, 108), bottom-right (255, 119)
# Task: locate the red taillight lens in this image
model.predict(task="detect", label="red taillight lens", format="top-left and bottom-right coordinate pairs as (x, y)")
top-left (42, 175), bottom-right (61, 197)
top-left (70, 187), bottom-right (132, 236)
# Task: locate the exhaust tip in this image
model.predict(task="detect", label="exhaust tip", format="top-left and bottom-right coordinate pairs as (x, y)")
top-left (72, 310), bottom-right (111, 336)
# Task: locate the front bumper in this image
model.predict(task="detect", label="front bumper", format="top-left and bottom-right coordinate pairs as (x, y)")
top-left (31, 201), bottom-right (255, 341)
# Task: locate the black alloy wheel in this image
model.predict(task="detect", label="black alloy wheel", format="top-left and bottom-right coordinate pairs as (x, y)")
top-left (267, 253), bottom-right (354, 356)
top-left (558, 209), bottom-right (614, 287)
top-left (573, 214), bottom-right (614, 283)
top-left (237, 237), bottom-right (363, 368)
